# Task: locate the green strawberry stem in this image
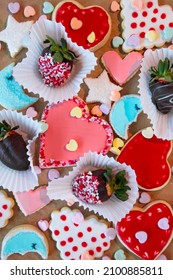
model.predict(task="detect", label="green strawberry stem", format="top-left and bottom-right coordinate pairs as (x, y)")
top-left (104, 168), bottom-right (131, 201)
top-left (43, 35), bottom-right (78, 63)
top-left (149, 57), bottom-right (173, 83)
top-left (0, 120), bottom-right (19, 140)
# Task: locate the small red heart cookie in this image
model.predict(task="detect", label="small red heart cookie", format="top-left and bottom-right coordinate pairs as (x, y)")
top-left (39, 97), bottom-right (113, 168)
top-left (117, 129), bottom-right (172, 191)
top-left (52, 0), bottom-right (111, 51)
top-left (117, 201), bottom-right (173, 260)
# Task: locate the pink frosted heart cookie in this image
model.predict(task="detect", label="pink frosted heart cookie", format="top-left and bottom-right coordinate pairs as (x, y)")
top-left (0, 190), bottom-right (14, 228)
top-left (52, 1), bottom-right (111, 51)
top-left (39, 97), bottom-right (113, 168)
top-left (117, 201), bottom-right (173, 260)
top-left (49, 207), bottom-right (111, 260)
top-left (120, 0), bottom-right (173, 52)
top-left (102, 51), bottom-right (143, 85)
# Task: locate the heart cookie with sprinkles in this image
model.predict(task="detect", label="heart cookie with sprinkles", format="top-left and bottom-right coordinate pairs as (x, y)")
top-left (120, 0), bottom-right (173, 52)
top-left (39, 97), bottom-right (113, 168)
top-left (49, 207), bottom-right (111, 260)
top-left (52, 0), bottom-right (111, 51)
top-left (117, 201), bottom-right (173, 260)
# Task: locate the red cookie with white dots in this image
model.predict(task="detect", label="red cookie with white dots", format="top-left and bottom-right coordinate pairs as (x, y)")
top-left (120, 0), bottom-right (173, 52)
top-left (49, 207), bottom-right (111, 260)
top-left (52, 0), bottom-right (111, 51)
top-left (116, 201), bottom-right (173, 260)
top-left (0, 190), bottom-right (15, 228)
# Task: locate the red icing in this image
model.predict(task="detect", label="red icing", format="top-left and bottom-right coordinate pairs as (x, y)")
top-left (117, 131), bottom-right (171, 191)
top-left (0, 212), bottom-right (2, 217)
top-left (60, 215), bottom-right (66, 221)
top-left (142, 11), bottom-right (148, 17)
top-left (65, 252), bottom-right (71, 257)
top-left (39, 97), bottom-right (113, 168)
top-left (87, 227), bottom-right (92, 232)
top-left (161, 13), bottom-right (166, 19)
top-left (140, 32), bottom-right (145, 38)
top-left (132, 12), bottom-right (138, 18)
top-left (81, 242), bottom-right (87, 247)
top-left (60, 241), bottom-right (66, 246)
top-left (2, 204), bottom-right (7, 210)
top-left (117, 202), bottom-right (173, 260)
top-left (153, 8), bottom-right (158, 14)
top-left (147, 2), bottom-right (153, 9)
top-left (53, 2), bottom-right (110, 50)
top-left (131, 23), bottom-right (137, 29)
top-left (78, 232), bottom-right (83, 238)
top-left (96, 246), bottom-right (102, 252)
top-left (68, 237), bottom-right (73, 242)
top-left (100, 233), bottom-right (105, 239)
top-left (64, 226), bottom-right (69, 231)
top-left (151, 17), bottom-right (157, 23)
top-left (54, 230), bottom-right (60, 236)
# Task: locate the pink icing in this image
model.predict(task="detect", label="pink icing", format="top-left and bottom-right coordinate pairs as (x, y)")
top-left (102, 51), bottom-right (143, 84)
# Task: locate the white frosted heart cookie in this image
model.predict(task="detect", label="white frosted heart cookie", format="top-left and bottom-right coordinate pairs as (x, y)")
top-left (0, 190), bottom-right (14, 229)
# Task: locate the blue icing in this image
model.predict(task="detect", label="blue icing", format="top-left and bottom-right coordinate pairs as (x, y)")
top-left (0, 64), bottom-right (38, 110)
top-left (3, 232), bottom-right (47, 259)
top-left (110, 95), bottom-right (142, 139)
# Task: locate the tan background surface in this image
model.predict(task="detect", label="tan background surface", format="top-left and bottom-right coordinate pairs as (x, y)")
top-left (0, 0), bottom-right (173, 260)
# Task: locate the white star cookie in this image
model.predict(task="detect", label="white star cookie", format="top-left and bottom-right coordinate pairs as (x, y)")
top-left (0, 15), bottom-right (33, 58)
top-left (84, 70), bottom-right (122, 107)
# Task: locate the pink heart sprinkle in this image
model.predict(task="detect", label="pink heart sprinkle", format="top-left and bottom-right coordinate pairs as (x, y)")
top-left (33, 165), bottom-right (41, 175)
top-left (38, 220), bottom-right (49, 231)
top-left (39, 15), bottom-right (47, 20)
top-left (66, 199), bottom-right (75, 206)
top-left (135, 231), bottom-right (148, 244)
top-left (24, 6), bottom-right (36, 18)
top-left (139, 192), bottom-right (151, 204)
top-left (158, 218), bottom-right (169, 230)
top-left (110, 1), bottom-right (120, 12)
top-left (72, 212), bottom-right (84, 225)
top-left (81, 251), bottom-right (94, 260)
top-left (102, 256), bottom-right (111, 260)
top-left (26, 107), bottom-right (38, 118)
top-left (105, 228), bottom-right (117, 240)
top-left (110, 91), bottom-right (121, 102)
top-left (127, 34), bottom-right (140, 47)
top-left (157, 254), bottom-right (167, 260)
top-left (48, 169), bottom-right (60, 181)
top-left (0, 43), bottom-right (2, 50)
top-left (8, 2), bottom-right (20, 14)
top-left (100, 104), bottom-right (111, 115)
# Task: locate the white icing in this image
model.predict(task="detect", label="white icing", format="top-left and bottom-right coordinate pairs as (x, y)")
top-left (158, 218), bottom-right (170, 230)
top-left (0, 191), bottom-right (14, 228)
top-left (135, 230), bottom-right (148, 244)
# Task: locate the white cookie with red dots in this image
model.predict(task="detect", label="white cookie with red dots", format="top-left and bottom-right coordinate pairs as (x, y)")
top-left (120, 0), bottom-right (173, 52)
top-left (49, 207), bottom-right (111, 260)
top-left (0, 190), bottom-right (15, 228)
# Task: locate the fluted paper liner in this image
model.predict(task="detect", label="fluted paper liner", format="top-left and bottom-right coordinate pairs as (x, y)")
top-left (0, 110), bottom-right (42, 192)
top-left (138, 48), bottom-right (173, 140)
top-left (13, 19), bottom-right (97, 104)
top-left (47, 152), bottom-right (138, 224)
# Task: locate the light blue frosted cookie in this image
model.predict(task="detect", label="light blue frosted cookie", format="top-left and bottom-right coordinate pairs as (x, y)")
top-left (0, 63), bottom-right (38, 110)
top-left (109, 95), bottom-right (142, 139)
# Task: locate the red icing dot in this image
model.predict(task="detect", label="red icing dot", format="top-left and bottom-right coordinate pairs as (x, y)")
top-left (88, 250), bottom-right (94, 256)
top-left (64, 226), bottom-right (69, 231)
top-left (131, 22), bottom-right (137, 29)
top-left (151, 17), bottom-right (157, 23)
top-left (103, 242), bottom-right (108, 247)
top-left (140, 22), bottom-right (145, 28)
top-left (73, 223), bottom-right (79, 227)
top-left (78, 232), bottom-right (83, 238)
top-left (68, 237), bottom-right (73, 242)
top-left (87, 227), bottom-right (92, 232)
top-left (96, 246), bottom-right (102, 252)
top-left (161, 13), bottom-right (166, 19)
top-left (142, 11), bottom-right (148, 17)
top-left (72, 246), bottom-right (78, 252)
top-left (91, 237), bottom-right (97, 242)
top-left (65, 251), bottom-right (71, 257)
top-left (54, 230), bottom-right (60, 236)
top-left (132, 12), bottom-right (138, 18)
top-left (60, 215), bottom-right (66, 221)
top-left (169, 23), bottom-right (173, 28)
top-left (2, 204), bottom-right (7, 210)
top-left (153, 8), bottom-right (158, 14)
top-left (60, 240), bottom-right (66, 246)
top-left (160, 25), bottom-right (165, 30)
top-left (81, 242), bottom-right (87, 247)
top-left (147, 1), bottom-right (153, 8)
top-left (149, 27), bottom-right (155, 31)
top-left (100, 233), bottom-right (106, 239)
top-left (0, 212), bottom-right (2, 217)
top-left (140, 32), bottom-right (146, 38)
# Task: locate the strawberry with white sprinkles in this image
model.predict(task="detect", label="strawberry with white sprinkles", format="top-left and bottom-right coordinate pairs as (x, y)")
top-left (38, 36), bottom-right (78, 87)
top-left (72, 168), bottom-right (131, 204)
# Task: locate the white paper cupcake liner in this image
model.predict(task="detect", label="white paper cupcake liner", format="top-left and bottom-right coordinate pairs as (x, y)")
top-left (47, 151), bottom-right (139, 224)
top-left (138, 48), bottom-right (173, 140)
top-left (0, 109), bottom-right (42, 192)
top-left (13, 19), bottom-right (97, 104)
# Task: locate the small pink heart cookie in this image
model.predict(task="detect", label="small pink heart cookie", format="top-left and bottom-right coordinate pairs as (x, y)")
top-left (49, 207), bottom-right (111, 260)
top-left (117, 201), bottom-right (173, 260)
top-left (39, 97), bottom-right (113, 168)
top-left (0, 190), bottom-right (14, 228)
top-left (102, 51), bottom-right (143, 85)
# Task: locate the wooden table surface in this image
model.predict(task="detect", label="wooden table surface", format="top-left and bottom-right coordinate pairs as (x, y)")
top-left (0, 0), bottom-right (173, 260)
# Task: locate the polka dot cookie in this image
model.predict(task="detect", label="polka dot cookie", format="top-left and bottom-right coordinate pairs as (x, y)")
top-left (120, 0), bottom-right (173, 52)
top-left (49, 207), bottom-right (111, 260)
top-left (0, 190), bottom-right (15, 228)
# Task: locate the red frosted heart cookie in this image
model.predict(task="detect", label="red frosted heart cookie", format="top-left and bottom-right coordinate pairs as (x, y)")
top-left (52, 1), bottom-right (111, 51)
top-left (39, 97), bottom-right (113, 168)
top-left (117, 128), bottom-right (172, 191)
top-left (117, 201), bottom-right (173, 260)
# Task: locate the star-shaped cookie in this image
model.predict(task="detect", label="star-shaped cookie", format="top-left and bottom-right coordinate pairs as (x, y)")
top-left (0, 15), bottom-right (33, 58)
top-left (84, 70), bottom-right (122, 107)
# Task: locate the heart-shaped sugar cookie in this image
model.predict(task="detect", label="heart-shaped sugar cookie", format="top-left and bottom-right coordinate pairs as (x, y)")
top-left (52, 1), bottom-right (111, 51)
top-left (39, 97), bottom-right (113, 168)
top-left (117, 201), bottom-right (173, 260)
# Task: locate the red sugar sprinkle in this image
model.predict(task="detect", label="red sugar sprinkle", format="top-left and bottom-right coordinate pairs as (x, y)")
top-left (2, 204), bottom-right (7, 210)
top-left (153, 8), bottom-right (158, 14)
top-left (147, 1), bottom-right (153, 8)
top-left (169, 23), bottom-right (173, 28)
top-left (132, 12), bottom-right (138, 18)
top-left (68, 237), bottom-right (73, 242)
top-left (60, 215), bottom-right (66, 221)
top-left (87, 227), bottom-right (92, 232)
top-left (0, 212), bottom-right (2, 217)
top-left (60, 240), bottom-right (66, 246)
top-left (81, 242), bottom-right (87, 247)
top-left (91, 237), bottom-right (97, 242)
top-left (161, 13), bottom-right (166, 19)
top-left (72, 246), bottom-right (78, 252)
top-left (159, 25), bottom-right (165, 30)
top-left (140, 32), bottom-right (145, 38)
top-left (78, 232), bottom-right (83, 238)
top-left (142, 11), bottom-right (148, 17)
top-left (151, 17), bottom-right (157, 23)
top-left (131, 22), bottom-right (137, 29)
top-left (88, 250), bottom-right (94, 256)
top-left (100, 233), bottom-right (106, 239)
top-left (96, 246), bottom-right (102, 252)
top-left (54, 230), bottom-right (60, 236)
top-left (103, 242), bottom-right (108, 247)
top-left (65, 251), bottom-right (71, 257)
top-left (64, 226), bottom-right (69, 231)
top-left (140, 22), bottom-right (145, 28)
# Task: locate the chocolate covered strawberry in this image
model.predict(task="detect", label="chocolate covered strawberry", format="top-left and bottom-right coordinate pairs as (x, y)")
top-left (0, 120), bottom-right (30, 171)
top-left (38, 36), bottom-right (77, 87)
top-left (72, 168), bottom-right (130, 204)
top-left (149, 57), bottom-right (173, 114)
